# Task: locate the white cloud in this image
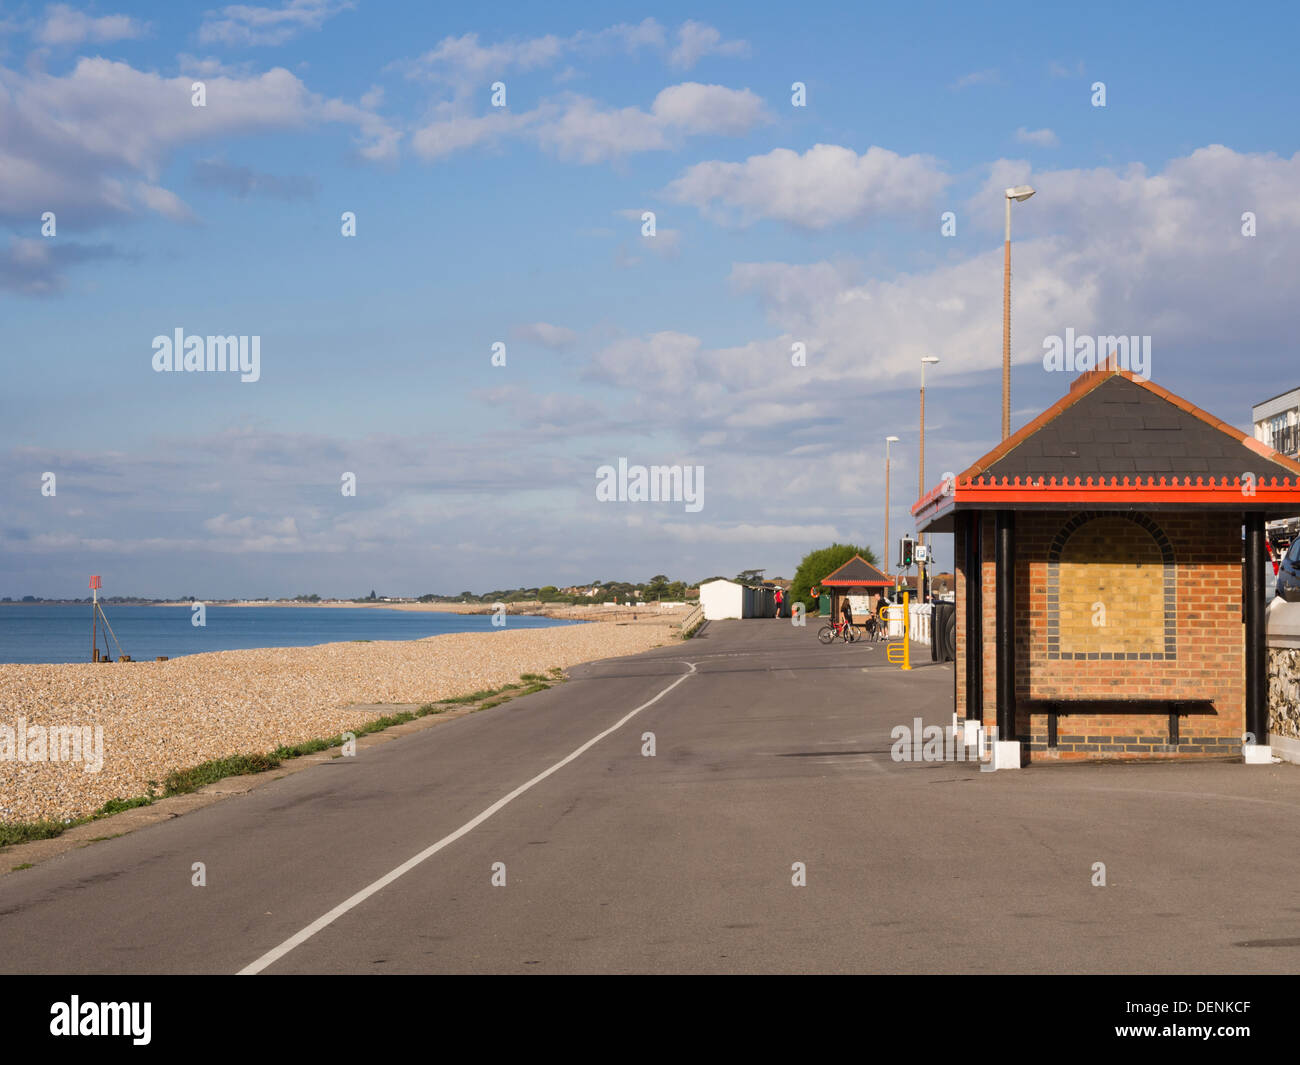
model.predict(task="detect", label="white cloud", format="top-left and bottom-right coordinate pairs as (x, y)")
top-left (659, 522), bottom-right (840, 544)
top-left (134, 182), bottom-right (197, 222)
top-left (176, 53), bottom-right (257, 78)
top-left (666, 143), bottom-right (950, 228)
top-left (1048, 59), bottom-right (1085, 78)
top-left (649, 82), bottom-right (766, 135)
top-left (399, 21), bottom-right (664, 97)
top-left (203, 513), bottom-right (302, 551)
top-left (511, 322), bottom-right (578, 349)
top-left (411, 83), bottom-right (768, 165)
top-left (36, 4), bottom-right (148, 46)
top-left (404, 30), bottom-right (566, 86)
top-left (0, 236), bottom-right (119, 295)
top-left (535, 97), bottom-right (668, 162)
top-left (536, 85), bottom-right (770, 164)
top-left (952, 68), bottom-right (1000, 89)
top-left (191, 158), bottom-right (318, 199)
top-left (588, 332), bottom-right (702, 393)
top-left (199, 0), bottom-right (354, 47)
top-left (723, 145), bottom-right (1300, 392)
top-left (668, 20), bottom-right (749, 69)
top-left (0, 57), bottom-right (399, 230)
top-left (1015, 126), bottom-right (1059, 147)
top-left (409, 108), bottom-right (533, 161)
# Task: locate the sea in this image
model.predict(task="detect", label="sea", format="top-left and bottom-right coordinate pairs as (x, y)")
top-left (0, 604), bottom-right (579, 665)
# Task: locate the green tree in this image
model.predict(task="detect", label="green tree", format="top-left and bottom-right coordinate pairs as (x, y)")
top-left (789, 543), bottom-right (878, 614)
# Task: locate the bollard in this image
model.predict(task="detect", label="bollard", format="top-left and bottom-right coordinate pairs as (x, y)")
top-left (901, 592), bottom-right (911, 671)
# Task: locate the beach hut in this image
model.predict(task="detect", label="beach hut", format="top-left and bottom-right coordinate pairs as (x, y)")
top-left (912, 365), bottom-right (1300, 767)
top-left (699, 579), bottom-right (745, 620)
top-left (699, 579), bottom-right (778, 619)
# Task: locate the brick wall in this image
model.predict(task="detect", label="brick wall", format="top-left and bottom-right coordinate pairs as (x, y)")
top-left (954, 509), bottom-right (1244, 762)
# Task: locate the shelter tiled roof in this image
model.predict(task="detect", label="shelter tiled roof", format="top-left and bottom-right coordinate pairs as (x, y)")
top-left (819, 555), bottom-right (891, 587)
top-left (911, 367), bottom-right (1300, 531)
top-left (965, 371), bottom-right (1300, 483)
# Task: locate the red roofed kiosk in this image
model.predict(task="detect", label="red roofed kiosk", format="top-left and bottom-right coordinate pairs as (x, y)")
top-left (818, 554), bottom-right (892, 627)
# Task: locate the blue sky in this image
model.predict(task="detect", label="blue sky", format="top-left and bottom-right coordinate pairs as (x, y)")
top-left (3, 1), bottom-right (1299, 597)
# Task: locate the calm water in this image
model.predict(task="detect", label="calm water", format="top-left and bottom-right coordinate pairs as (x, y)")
top-left (0, 605), bottom-right (578, 664)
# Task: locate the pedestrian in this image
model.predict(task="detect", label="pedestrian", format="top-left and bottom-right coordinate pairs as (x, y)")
top-left (839, 596), bottom-right (854, 641)
top-left (773, 587), bottom-right (784, 619)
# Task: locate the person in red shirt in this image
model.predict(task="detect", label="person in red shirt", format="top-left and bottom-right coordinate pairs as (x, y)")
top-left (773, 587), bottom-right (784, 619)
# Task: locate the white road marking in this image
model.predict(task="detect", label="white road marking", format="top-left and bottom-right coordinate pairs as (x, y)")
top-left (237, 662), bottom-right (698, 975)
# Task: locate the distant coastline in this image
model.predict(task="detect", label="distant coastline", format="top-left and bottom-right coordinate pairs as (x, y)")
top-left (7, 599), bottom-right (687, 622)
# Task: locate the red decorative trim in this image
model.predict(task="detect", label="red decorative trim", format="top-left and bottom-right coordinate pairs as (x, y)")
top-left (913, 474), bottom-right (1300, 518)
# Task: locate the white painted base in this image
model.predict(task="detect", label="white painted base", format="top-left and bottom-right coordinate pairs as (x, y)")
top-left (1243, 744), bottom-right (1279, 765)
top-left (962, 719), bottom-right (983, 747)
top-left (1267, 733), bottom-right (1300, 765)
top-left (991, 740), bottom-right (1022, 771)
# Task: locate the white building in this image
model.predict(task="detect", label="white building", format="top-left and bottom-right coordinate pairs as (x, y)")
top-left (1253, 386), bottom-right (1300, 460)
top-left (698, 579), bottom-right (774, 620)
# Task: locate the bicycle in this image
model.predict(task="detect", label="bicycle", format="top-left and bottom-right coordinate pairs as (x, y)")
top-left (817, 620), bottom-right (862, 644)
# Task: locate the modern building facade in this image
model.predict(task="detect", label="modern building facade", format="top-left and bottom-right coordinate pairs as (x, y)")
top-left (1253, 386), bottom-right (1300, 461)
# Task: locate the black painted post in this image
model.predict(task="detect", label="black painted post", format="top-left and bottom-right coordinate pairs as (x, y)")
top-left (1244, 513), bottom-right (1267, 747)
top-left (995, 510), bottom-right (1015, 740)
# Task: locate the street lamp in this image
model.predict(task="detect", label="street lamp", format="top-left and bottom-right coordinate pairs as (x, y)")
top-left (885, 435), bottom-right (900, 578)
top-left (1003, 184), bottom-right (1035, 440)
top-left (919, 356), bottom-right (940, 601)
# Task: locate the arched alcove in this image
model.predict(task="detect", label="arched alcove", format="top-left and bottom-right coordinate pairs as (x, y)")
top-left (1046, 512), bottom-right (1176, 660)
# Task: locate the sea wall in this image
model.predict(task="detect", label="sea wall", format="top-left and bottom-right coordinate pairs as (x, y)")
top-left (1267, 598), bottom-right (1300, 762)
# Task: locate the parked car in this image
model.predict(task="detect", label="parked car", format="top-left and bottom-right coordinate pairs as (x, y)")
top-left (1277, 538), bottom-right (1300, 602)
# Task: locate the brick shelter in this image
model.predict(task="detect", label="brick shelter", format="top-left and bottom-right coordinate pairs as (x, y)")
top-left (912, 367), bottom-right (1300, 765)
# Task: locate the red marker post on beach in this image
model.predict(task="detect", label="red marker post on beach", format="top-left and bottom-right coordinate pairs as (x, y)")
top-left (90, 576), bottom-right (101, 661)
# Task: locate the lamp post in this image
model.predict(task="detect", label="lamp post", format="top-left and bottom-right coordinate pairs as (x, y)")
top-left (1003, 184), bottom-right (1035, 440)
top-left (885, 435), bottom-right (900, 579)
top-left (919, 356), bottom-right (940, 601)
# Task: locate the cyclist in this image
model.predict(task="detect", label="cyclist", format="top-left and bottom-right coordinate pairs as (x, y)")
top-left (838, 597), bottom-right (854, 641)
top-left (874, 591), bottom-right (889, 637)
